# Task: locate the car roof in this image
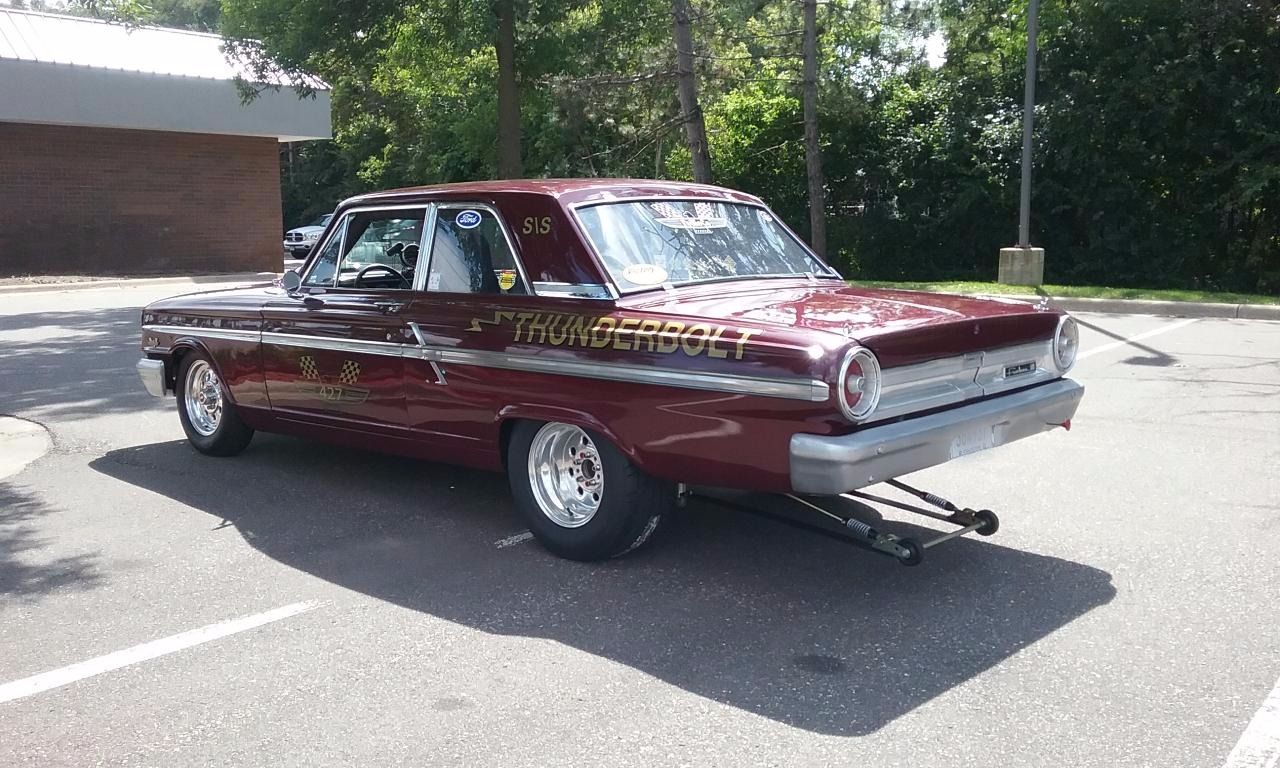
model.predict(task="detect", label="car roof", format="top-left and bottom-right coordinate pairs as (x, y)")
top-left (341, 178), bottom-right (765, 209)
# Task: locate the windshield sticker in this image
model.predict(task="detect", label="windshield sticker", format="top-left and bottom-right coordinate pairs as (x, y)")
top-left (649, 201), bottom-right (727, 232)
top-left (621, 263), bottom-right (669, 286)
top-left (466, 309), bottom-right (760, 360)
top-left (497, 269), bottom-right (518, 291)
top-left (455, 210), bottom-right (483, 229)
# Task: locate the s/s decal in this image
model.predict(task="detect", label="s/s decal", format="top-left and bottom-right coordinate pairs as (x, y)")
top-left (299, 355), bottom-right (370, 404)
top-left (465, 311), bottom-right (760, 360)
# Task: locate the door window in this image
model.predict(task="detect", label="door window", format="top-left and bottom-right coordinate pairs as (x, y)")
top-left (425, 207), bottom-right (528, 295)
top-left (303, 208), bottom-right (426, 290)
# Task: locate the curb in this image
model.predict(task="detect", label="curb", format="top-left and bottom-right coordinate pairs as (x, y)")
top-left (0, 272), bottom-right (278, 296)
top-left (972, 293), bottom-right (1280, 320)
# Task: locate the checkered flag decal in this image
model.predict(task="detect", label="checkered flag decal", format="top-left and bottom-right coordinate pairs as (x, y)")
top-left (299, 355), bottom-right (319, 380)
top-left (338, 360), bottom-right (361, 385)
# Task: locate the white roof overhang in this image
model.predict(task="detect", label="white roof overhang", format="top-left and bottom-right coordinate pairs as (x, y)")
top-left (0, 9), bottom-right (330, 141)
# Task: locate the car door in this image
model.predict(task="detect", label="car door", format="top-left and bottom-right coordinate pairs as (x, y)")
top-left (261, 204), bottom-right (427, 433)
top-left (400, 203), bottom-right (544, 462)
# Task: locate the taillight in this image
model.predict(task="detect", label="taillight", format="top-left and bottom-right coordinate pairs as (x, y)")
top-left (838, 346), bottom-right (881, 421)
top-left (1053, 315), bottom-right (1079, 372)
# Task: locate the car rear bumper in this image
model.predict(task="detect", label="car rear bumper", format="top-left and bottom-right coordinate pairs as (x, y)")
top-left (789, 378), bottom-right (1084, 494)
top-left (137, 358), bottom-right (168, 397)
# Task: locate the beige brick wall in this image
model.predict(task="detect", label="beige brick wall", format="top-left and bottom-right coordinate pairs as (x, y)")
top-left (0, 122), bottom-right (282, 275)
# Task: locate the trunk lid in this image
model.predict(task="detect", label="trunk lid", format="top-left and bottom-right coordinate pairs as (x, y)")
top-left (621, 279), bottom-right (1061, 367)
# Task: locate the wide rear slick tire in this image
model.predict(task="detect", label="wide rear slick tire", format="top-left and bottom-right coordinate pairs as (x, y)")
top-left (176, 351), bottom-right (254, 457)
top-left (507, 421), bottom-right (672, 561)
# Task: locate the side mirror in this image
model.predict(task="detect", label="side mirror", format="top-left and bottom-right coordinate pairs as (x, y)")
top-left (281, 269), bottom-right (302, 293)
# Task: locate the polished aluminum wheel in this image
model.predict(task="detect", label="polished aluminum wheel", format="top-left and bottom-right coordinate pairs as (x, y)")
top-left (183, 359), bottom-right (223, 437)
top-left (527, 423), bottom-right (604, 528)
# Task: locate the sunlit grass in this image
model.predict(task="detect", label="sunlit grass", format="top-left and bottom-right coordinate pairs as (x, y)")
top-left (850, 281), bottom-right (1280, 305)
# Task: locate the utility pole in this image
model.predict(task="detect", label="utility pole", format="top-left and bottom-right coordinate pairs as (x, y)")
top-left (801, 0), bottom-right (826, 257)
top-left (1017, 0), bottom-right (1039, 248)
top-left (999, 0), bottom-right (1044, 284)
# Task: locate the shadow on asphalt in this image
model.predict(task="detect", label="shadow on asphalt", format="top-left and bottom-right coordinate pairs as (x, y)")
top-left (0, 481), bottom-right (104, 599)
top-left (0, 307), bottom-right (152, 420)
top-left (91, 436), bottom-right (1115, 737)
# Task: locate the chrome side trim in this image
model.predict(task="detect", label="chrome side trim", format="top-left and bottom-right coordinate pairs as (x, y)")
top-left (143, 324), bottom-right (260, 343)
top-left (261, 331), bottom-right (406, 358)
top-left (149, 324), bottom-right (827, 402)
top-left (426, 347), bottom-right (830, 403)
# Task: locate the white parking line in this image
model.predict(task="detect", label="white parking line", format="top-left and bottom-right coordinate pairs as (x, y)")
top-left (1077, 317), bottom-right (1198, 361)
top-left (0, 601), bottom-right (322, 704)
top-left (1223, 672), bottom-right (1280, 768)
top-left (495, 531), bottom-right (533, 548)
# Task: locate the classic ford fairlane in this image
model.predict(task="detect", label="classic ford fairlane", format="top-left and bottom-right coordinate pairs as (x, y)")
top-left (137, 179), bottom-right (1083, 565)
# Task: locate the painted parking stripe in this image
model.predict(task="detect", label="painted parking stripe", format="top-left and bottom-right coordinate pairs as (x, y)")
top-left (1077, 317), bottom-right (1198, 361)
top-left (0, 601), bottom-right (322, 704)
top-left (495, 531), bottom-right (533, 548)
top-left (1223, 672), bottom-right (1280, 768)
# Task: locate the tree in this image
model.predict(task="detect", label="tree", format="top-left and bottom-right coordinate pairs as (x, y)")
top-left (672, 0), bottom-right (713, 183)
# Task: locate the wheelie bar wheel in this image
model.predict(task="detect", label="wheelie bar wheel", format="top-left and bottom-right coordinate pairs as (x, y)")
top-left (974, 509), bottom-right (999, 536)
top-left (897, 538), bottom-right (924, 567)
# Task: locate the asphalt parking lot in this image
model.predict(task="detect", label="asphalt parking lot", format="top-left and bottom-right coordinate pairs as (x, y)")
top-left (2, 284), bottom-right (1278, 767)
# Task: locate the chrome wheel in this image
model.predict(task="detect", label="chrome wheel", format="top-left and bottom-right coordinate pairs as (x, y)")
top-left (527, 423), bottom-right (604, 528)
top-left (183, 359), bottom-right (223, 437)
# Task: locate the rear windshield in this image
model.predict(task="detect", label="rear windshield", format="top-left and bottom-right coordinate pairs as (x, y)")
top-left (573, 200), bottom-right (838, 293)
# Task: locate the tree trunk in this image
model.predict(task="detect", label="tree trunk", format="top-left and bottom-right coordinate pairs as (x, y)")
top-left (802, 0), bottom-right (826, 257)
top-left (494, 0), bottom-right (523, 178)
top-left (672, 0), bottom-right (712, 184)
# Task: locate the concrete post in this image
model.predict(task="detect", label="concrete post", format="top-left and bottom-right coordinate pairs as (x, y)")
top-left (999, 246), bottom-right (1045, 286)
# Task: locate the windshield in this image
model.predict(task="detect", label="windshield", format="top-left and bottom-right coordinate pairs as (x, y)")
top-left (573, 200), bottom-right (837, 292)
top-left (307, 214), bottom-right (333, 228)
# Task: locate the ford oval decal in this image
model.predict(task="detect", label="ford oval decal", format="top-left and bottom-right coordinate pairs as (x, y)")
top-left (455, 210), bottom-right (483, 229)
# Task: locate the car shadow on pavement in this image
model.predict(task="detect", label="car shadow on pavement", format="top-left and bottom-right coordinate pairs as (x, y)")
top-left (91, 436), bottom-right (1115, 737)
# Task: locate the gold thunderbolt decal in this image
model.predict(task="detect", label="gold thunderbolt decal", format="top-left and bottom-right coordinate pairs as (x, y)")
top-left (465, 310), bottom-right (760, 360)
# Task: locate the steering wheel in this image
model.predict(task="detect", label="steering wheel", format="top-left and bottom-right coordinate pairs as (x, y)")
top-left (354, 263), bottom-right (409, 289)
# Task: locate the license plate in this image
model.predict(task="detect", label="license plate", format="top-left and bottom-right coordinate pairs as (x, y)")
top-left (949, 425), bottom-right (997, 459)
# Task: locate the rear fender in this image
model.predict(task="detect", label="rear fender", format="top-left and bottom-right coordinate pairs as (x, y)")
top-left (496, 404), bottom-right (645, 469)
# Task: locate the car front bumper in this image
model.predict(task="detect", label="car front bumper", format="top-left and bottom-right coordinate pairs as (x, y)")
top-left (137, 358), bottom-right (168, 397)
top-left (790, 378), bottom-right (1085, 494)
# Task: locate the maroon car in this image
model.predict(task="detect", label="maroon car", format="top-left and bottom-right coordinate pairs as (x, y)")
top-left (136, 179), bottom-right (1083, 565)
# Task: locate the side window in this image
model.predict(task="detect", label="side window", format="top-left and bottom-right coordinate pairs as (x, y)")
top-left (303, 209), bottom-right (426, 290)
top-left (302, 218), bottom-right (345, 287)
top-left (425, 207), bottom-right (527, 295)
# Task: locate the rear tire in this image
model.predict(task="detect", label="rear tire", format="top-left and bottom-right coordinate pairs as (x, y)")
top-left (176, 351), bottom-right (254, 457)
top-left (507, 421), bottom-right (672, 561)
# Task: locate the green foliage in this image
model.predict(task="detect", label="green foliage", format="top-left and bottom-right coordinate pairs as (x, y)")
top-left (171, 0), bottom-right (1280, 290)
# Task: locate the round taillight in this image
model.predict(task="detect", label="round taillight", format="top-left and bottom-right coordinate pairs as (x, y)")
top-left (838, 346), bottom-right (881, 421)
top-left (1053, 315), bottom-right (1079, 372)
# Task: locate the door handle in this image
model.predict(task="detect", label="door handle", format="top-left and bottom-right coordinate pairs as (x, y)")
top-left (374, 301), bottom-right (406, 314)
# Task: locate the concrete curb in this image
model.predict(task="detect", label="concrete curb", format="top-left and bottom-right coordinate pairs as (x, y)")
top-left (0, 272), bottom-right (278, 296)
top-left (972, 293), bottom-right (1280, 320)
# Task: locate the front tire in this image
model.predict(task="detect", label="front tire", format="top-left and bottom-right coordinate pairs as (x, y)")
top-left (176, 352), bottom-right (254, 456)
top-left (508, 421), bottom-right (672, 561)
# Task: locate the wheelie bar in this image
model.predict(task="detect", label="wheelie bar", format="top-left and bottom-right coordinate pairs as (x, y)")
top-left (785, 479), bottom-right (1001, 567)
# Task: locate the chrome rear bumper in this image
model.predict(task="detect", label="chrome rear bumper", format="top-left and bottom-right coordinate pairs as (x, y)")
top-left (137, 358), bottom-right (168, 397)
top-left (790, 378), bottom-right (1084, 494)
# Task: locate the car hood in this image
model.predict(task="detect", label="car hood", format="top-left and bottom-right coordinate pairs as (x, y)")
top-left (622, 279), bottom-right (1062, 367)
top-left (285, 225), bottom-right (325, 237)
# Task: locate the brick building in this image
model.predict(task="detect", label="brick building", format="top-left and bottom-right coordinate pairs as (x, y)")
top-left (0, 8), bottom-right (330, 276)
